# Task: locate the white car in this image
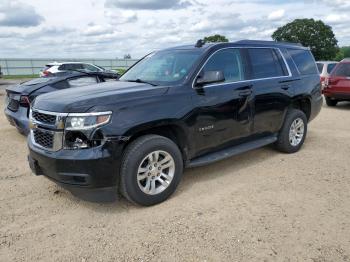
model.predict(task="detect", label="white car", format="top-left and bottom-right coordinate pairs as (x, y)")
top-left (39, 62), bottom-right (109, 77)
top-left (316, 61), bottom-right (338, 89)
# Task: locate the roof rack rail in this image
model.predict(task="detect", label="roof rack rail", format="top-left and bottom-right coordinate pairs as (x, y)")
top-left (235, 40), bottom-right (302, 47)
top-left (195, 39), bottom-right (205, 48)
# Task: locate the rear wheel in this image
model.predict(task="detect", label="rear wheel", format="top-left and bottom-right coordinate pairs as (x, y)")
top-left (325, 97), bottom-right (338, 107)
top-left (120, 135), bottom-right (183, 206)
top-left (275, 109), bottom-right (307, 153)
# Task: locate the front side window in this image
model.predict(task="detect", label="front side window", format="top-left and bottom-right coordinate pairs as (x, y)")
top-left (288, 49), bottom-right (318, 75)
top-left (120, 50), bottom-right (201, 85)
top-left (201, 49), bottom-right (244, 83)
top-left (67, 76), bottom-right (98, 87)
top-left (248, 48), bottom-right (287, 79)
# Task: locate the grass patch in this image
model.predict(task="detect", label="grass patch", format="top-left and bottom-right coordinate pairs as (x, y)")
top-left (2, 75), bottom-right (37, 80)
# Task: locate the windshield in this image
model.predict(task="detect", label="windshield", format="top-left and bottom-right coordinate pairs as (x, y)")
top-left (333, 63), bottom-right (350, 77)
top-left (120, 50), bottom-right (201, 85)
top-left (22, 77), bottom-right (55, 86)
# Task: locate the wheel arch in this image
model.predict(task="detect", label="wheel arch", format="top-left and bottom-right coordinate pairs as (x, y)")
top-left (122, 120), bottom-right (190, 163)
top-left (291, 95), bottom-right (312, 121)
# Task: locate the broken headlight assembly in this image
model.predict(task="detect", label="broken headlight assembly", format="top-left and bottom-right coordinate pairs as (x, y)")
top-left (64, 111), bottom-right (112, 149)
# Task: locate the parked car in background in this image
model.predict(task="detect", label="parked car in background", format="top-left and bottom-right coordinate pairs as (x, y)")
top-left (27, 40), bottom-right (322, 205)
top-left (4, 71), bottom-right (120, 135)
top-left (323, 58), bottom-right (350, 107)
top-left (0, 65), bottom-right (3, 78)
top-left (39, 62), bottom-right (116, 77)
top-left (316, 61), bottom-right (338, 89)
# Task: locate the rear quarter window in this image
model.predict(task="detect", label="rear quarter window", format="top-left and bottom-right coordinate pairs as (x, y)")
top-left (288, 49), bottom-right (318, 75)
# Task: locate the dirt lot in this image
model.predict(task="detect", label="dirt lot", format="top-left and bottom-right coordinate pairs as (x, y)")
top-left (1, 80), bottom-right (350, 262)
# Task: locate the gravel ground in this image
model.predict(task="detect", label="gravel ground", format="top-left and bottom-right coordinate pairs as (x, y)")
top-left (1, 80), bottom-right (350, 261)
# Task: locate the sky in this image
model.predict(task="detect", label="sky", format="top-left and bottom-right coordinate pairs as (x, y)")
top-left (0, 0), bottom-right (349, 59)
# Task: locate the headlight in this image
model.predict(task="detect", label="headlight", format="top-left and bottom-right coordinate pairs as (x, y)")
top-left (65, 111), bottom-right (112, 130)
top-left (63, 111), bottom-right (112, 150)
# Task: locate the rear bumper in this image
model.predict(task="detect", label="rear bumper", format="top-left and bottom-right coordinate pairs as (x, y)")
top-left (27, 136), bottom-right (125, 201)
top-left (323, 90), bottom-right (350, 100)
top-left (4, 107), bottom-right (30, 135)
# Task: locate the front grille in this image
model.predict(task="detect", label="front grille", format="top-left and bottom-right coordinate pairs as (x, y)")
top-left (32, 111), bottom-right (57, 125)
top-left (33, 129), bottom-right (54, 149)
top-left (7, 99), bottom-right (19, 112)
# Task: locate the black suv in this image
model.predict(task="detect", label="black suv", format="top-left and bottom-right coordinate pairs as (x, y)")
top-left (27, 40), bottom-right (322, 206)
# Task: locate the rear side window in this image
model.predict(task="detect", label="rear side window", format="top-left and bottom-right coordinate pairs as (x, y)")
top-left (59, 64), bottom-right (84, 71)
top-left (202, 48), bottom-right (244, 83)
top-left (67, 76), bottom-right (98, 87)
top-left (247, 48), bottom-right (287, 79)
top-left (333, 63), bottom-right (350, 77)
top-left (327, 63), bottom-right (337, 74)
top-left (288, 49), bottom-right (318, 75)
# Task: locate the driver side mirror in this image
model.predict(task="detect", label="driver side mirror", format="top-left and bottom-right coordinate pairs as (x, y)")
top-left (195, 70), bottom-right (225, 87)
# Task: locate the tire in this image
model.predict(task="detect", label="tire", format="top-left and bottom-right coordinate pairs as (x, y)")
top-left (275, 109), bottom-right (307, 154)
top-left (325, 97), bottom-right (337, 107)
top-left (120, 135), bottom-right (183, 206)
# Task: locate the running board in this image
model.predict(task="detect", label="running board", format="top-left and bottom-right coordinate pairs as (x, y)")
top-left (188, 135), bottom-right (278, 168)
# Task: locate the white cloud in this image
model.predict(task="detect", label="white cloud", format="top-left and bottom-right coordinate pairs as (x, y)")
top-left (83, 24), bottom-right (115, 36)
top-left (267, 9), bottom-right (285, 21)
top-left (0, 0), bottom-right (44, 27)
top-left (0, 0), bottom-right (349, 59)
top-left (105, 10), bottom-right (138, 24)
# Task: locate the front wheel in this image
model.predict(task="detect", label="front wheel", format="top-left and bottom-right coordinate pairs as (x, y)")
top-left (120, 135), bottom-right (183, 206)
top-left (275, 109), bottom-right (307, 153)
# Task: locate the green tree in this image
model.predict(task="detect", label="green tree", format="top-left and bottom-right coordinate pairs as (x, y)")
top-left (335, 46), bottom-right (350, 61)
top-left (272, 18), bottom-right (338, 60)
top-left (204, 34), bottom-right (229, 43)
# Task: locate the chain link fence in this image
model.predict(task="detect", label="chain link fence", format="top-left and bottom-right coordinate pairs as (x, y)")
top-left (0, 58), bottom-right (139, 76)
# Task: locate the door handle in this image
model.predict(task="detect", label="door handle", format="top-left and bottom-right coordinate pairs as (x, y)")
top-left (281, 84), bottom-right (291, 90)
top-left (238, 89), bottom-right (252, 96)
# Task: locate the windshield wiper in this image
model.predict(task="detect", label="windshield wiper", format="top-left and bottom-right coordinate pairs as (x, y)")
top-left (126, 79), bottom-right (158, 86)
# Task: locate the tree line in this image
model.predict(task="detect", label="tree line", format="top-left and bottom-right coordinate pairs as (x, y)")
top-left (203, 18), bottom-right (349, 61)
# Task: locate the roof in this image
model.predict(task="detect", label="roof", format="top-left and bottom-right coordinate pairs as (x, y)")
top-left (341, 58), bottom-right (350, 62)
top-left (46, 61), bottom-right (95, 66)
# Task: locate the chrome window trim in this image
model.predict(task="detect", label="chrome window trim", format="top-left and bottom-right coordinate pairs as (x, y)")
top-left (192, 46), bottom-right (293, 89)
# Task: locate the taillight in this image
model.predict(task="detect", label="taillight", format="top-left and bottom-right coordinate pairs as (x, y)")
top-left (43, 70), bottom-right (50, 76)
top-left (19, 96), bottom-right (30, 107)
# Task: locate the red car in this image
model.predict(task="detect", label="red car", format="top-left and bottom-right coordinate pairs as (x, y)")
top-left (323, 59), bottom-right (350, 106)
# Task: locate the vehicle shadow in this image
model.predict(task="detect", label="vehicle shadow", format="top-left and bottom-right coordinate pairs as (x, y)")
top-left (79, 145), bottom-right (280, 213)
top-left (330, 101), bottom-right (350, 111)
top-left (177, 146), bottom-right (277, 195)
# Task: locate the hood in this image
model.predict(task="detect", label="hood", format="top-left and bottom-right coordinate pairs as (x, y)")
top-left (5, 77), bottom-right (58, 95)
top-left (32, 81), bottom-right (169, 113)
